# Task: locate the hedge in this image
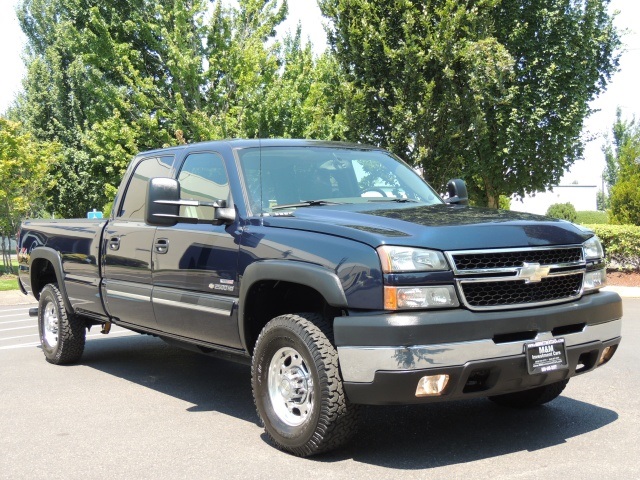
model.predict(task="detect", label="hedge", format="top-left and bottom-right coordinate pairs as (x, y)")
top-left (576, 210), bottom-right (608, 225)
top-left (585, 224), bottom-right (640, 270)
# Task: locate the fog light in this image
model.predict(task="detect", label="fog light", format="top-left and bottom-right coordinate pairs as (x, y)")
top-left (415, 374), bottom-right (449, 397)
top-left (584, 268), bottom-right (607, 292)
top-left (598, 345), bottom-right (616, 366)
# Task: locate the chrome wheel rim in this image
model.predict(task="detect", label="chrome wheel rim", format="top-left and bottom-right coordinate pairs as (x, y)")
top-left (42, 301), bottom-right (59, 348)
top-left (267, 347), bottom-right (314, 426)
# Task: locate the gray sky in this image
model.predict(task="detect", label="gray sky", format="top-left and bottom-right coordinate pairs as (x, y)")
top-left (1, 0), bottom-right (638, 187)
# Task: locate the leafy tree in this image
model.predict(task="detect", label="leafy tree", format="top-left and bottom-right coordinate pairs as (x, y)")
top-left (13, 0), bottom-right (298, 216)
top-left (319, 0), bottom-right (621, 207)
top-left (0, 118), bottom-right (56, 271)
top-left (607, 112), bottom-right (640, 225)
top-left (546, 202), bottom-right (577, 222)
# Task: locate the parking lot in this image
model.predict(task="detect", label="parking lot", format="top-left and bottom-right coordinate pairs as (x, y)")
top-left (1, 299), bottom-right (638, 480)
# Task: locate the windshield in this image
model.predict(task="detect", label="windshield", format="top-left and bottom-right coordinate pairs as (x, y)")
top-left (237, 146), bottom-right (443, 214)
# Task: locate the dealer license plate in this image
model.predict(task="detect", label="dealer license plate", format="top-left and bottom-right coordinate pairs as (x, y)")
top-left (525, 338), bottom-right (568, 375)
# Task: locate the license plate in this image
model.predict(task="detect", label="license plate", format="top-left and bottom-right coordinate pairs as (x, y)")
top-left (525, 338), bottom-right (568, 375)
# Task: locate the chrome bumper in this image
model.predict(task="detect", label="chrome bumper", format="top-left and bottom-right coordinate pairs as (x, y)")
top-left (337, 319), bottom-right (622, 383)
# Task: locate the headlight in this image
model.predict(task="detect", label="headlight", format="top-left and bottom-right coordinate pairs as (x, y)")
top-left (583, 236), bottom-right (604, 260)
top-left (377, 246), bottom-right (449, 273)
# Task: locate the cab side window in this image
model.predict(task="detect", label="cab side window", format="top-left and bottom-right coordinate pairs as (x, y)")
top-left (178, 152), bottom-right (230, 221)
top-left (118, 156), bottom-right (173, 220)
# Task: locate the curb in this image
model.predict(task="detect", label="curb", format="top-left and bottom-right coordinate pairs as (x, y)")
top-left (0, 290), bottom-right (37, 306)
top-left (602, 285), bottom-right (640, 298)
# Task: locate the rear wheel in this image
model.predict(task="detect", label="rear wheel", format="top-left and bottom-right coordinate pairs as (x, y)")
top-left (38, 284), bottom-right (86, 365)
top-left (251, 313), bottom-right (358, 456)
top-left (489, 380), bottom-right (569, 408)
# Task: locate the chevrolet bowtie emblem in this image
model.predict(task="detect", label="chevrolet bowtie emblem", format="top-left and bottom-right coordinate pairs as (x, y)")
top-left (518, 262), bottom-right (551, 283)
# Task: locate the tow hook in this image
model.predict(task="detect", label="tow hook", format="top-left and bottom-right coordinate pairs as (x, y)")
top-left (101, 321), bottom-right (112, 334)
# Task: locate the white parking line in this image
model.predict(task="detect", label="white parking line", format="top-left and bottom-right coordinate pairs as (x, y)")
top-left (0, 325), bottom-right (37, 332)
top-left (0, 319), bottom-right (34, 325)
top-left (0, 333), bottom-right (39, 341)
top-left (0, 313), bottom-right (32, 319)
top-left (0, 329), bottom-right (136, 350)
top-left (0, 307), bottom-right (34, 313)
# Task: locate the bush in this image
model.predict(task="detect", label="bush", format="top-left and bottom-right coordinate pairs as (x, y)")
top-left (585, 224), bottom-right (640, 270)
top-left (609, 175), bottom-right (640, 225)
top-left (546, 203), bottom-right (577, 222)
top-left (576, 210), bottom-right (608, 225)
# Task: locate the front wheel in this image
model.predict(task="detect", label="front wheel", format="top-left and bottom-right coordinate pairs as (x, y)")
top-left (251, 313), bottom-right (358, 456)
top-left (489, 380), bottom-right (569, 408)
top-left (38, 284), bottom-right (86, 365)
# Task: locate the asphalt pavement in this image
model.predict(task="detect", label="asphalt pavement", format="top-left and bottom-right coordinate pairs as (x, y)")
top-left (0, 297), bottom-right (638, 479)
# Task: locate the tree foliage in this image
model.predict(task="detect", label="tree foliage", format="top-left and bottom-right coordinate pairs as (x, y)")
top-left (546, 202), bottom-right (578, 222)
top-left (10, 0), bottom-right (622, 218)
top-left (12, 0), bottom-right (345, 217)
top-left (0, 118), bottom-right (56, 271)
top-left (606, 112), bottom-right (640, 225)
top-left (319, 0), bottom-right (621, 207)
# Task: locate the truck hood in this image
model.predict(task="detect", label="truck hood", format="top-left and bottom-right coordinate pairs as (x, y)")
top-left (262, 203), bottom-right (591, 250)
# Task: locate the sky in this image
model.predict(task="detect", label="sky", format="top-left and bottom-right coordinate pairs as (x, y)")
top-left (1, 0), bottom-right (638, 188)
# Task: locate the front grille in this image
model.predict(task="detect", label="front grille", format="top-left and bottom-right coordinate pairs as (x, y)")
top-left (447, 247), bottom-right (586, 310)
top-left (451, 247), bottom-right (583, 271)
top-left (460, 273), bottom-right (584, 308)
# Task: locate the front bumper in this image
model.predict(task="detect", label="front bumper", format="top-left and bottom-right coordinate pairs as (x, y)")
top-left (334, 291), bottom-right (622, 405)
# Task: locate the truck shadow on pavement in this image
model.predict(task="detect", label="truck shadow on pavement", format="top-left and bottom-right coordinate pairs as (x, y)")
top-left (80, 334), bottom-right (618, 469)
top-left (80, 334), bottom-right (257, 423)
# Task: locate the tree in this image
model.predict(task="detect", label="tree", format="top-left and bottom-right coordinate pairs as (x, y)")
top-left (606, 112), bottom-right (640, 225)
top-left (319, 0), bottom-right (621, 207)
top-left (546, 202), bottom-right (577, 222)
top-left (0, 118), bottom-right (55, 272)
top-left (13, 0), bottom-right (351, 216)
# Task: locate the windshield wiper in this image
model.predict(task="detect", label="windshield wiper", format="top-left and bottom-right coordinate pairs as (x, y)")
top-left (366, 198), bottom-right (419, 203)
top-left (271, 200), bottom-right (344, 210)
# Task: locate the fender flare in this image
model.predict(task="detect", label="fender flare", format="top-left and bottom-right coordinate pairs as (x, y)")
top-left (238, 260), bottom-right (348, 351)
top-left (29, 247), bottom-right (74, 314)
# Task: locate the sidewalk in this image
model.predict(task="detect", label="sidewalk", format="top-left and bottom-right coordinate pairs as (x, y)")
top-left (1, 285), bottom-right (638, 308)
top-left (0, 290), bottom-right (37, 306)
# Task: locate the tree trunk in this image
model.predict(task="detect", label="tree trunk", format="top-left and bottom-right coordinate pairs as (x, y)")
top-left (483, 176), bottom-right (499, 209)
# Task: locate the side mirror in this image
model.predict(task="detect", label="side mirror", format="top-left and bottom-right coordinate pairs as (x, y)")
top-left (146, 178), bottom-right (180, 226)
top-left (445, 179), bottom-right (469, 205)
top-left (145, 177), bottom-right (236, 226)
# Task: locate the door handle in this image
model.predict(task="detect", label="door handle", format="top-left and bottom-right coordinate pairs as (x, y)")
top-left (154, 238), bottom-right (169, 254)
top-left (109, 237), bottom-right (121, 251)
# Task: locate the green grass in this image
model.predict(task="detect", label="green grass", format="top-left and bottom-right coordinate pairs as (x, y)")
top-left (0, 277), bottom-right (18, 291)
top-left (0, 260), bottom-right (21, 291)
top-left (0, 260), bottom-right (19, 275)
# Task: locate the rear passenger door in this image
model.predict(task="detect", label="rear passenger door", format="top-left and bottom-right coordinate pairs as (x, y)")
top-left (151, 151), bottom-right (242, 349)
top-left (102, 155), bottom-right (174, 330)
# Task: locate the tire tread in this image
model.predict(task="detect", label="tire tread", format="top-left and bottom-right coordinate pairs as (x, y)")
top-left (39, 284), bottom-right (85, 365)
top-left (252, 312), bottom-right (359, 456)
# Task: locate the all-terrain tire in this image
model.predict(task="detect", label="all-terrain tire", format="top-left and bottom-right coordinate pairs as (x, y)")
top-left (38, 284), bottom-right (86, 365)
top-left (251, 313), bottom-right (359, 456)
top-left (489, 380), bottom-right (569, 408)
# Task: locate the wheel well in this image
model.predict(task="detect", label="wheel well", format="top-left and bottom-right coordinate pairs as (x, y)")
top-left (30, 258), bottom-right (58, 298)
top-left (243, 280), bottom-right (340, 354)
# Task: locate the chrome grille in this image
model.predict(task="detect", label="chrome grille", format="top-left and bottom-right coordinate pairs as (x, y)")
top-left (451, 247), bottom-right (583, 272)
top-left (446, 247), bottom-right (586, 311)
top-left (460, 274), bottom-right (584, 308)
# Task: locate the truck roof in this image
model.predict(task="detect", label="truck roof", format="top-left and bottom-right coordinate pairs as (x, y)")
top-left (136, 139), bottom-right (382, 157)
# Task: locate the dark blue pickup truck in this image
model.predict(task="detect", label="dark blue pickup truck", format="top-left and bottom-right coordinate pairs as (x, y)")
top-left (18, 139), bottom-right (622, 456)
